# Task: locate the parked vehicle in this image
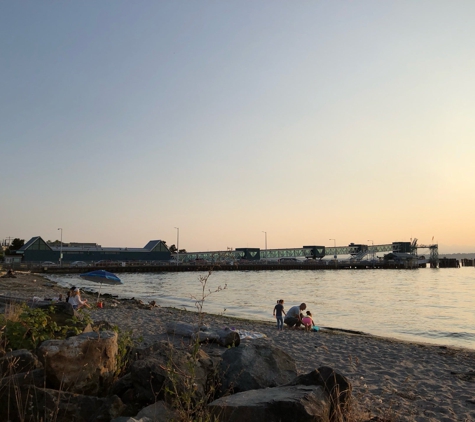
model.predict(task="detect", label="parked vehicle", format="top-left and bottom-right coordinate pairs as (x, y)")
top-left (41, 261), bottom-right (57, 266)
top-left (71, 261), bottom-right (88, 267)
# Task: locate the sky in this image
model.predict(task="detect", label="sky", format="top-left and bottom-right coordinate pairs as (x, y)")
top-left (1, 1), bottom-right (475, 254)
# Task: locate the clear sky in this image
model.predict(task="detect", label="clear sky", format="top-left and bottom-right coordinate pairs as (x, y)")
top-left (2, 1), bottom-right (474, 254)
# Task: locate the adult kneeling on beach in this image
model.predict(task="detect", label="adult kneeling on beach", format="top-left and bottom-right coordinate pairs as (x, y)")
top-left (284, 303), bottom-right (306, 328)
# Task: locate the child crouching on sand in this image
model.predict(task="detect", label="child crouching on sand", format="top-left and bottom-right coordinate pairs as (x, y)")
top-left (273, 299), bottom-right (286, 330)
top-left (302, 311), bottom-right (315, 332)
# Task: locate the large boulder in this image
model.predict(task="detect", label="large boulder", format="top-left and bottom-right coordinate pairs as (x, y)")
top-left (0, 368), bottom-right (45, 390)
top-left (286, 367), bottom-right (352, 420)
top-left (11, 386), bottom-right (124, 422)
top-left (0, 349), bottom-right (42, 376)
top-left (129, 341), bottom-right (215, 405)
top-left (208, 385), bottom-right (329, 422)
top-left (34, 301), bottom-right (76, 326)
top-left (37, 330), bottom-right (118, 395)
top-left (111, 401), bottom-right (178, 422)
top-left (0, 369), bottom-right (47, 421)
top-left (220, 343), bottom-right (297, 394)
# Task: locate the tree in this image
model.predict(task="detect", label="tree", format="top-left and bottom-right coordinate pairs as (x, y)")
top-left (10, 238), bottom-right (24, 250)
top-left (5, 238), bottom-right (24, 255)
top-left (169, 244), bottom-right (177, 253)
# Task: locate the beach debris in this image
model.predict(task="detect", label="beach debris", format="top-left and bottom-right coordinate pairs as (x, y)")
top-left (234, 329), bottom-right (266, 340)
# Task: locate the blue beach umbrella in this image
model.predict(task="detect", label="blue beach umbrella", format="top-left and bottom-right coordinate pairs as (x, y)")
top-left (80, 270), bottom-right (122, 285)
top-left (80, 270), bottom-right (122, 302)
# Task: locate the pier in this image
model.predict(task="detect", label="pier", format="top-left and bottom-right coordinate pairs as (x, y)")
top-left (38, 259), bottom-right (430, 274)
top-left (7, 237), bottom-right (440, 272)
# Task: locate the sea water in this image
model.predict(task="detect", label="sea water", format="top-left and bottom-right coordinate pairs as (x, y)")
top-left (48, 267), bottom-right (475, 350)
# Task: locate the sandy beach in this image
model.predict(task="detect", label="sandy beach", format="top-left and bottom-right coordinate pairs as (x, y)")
top-left (2, 271), bottom-right (475, 421)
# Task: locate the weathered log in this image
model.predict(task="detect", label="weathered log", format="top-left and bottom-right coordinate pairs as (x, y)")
top-left (166, 321), bottom-right (240, 347)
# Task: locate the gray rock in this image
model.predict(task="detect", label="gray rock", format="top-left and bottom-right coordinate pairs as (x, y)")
top-left (287, 367), bottom-right (352, 420)
top-left (0, 349), bottom-right (42, 375)
top-left (0, 385), bottom-right (124, 422)
top-left (136, 401), bottom-right (178, 420)
top-left (0, 368), bottom-right (45, 389)
top-left (220, 343), bottom-right (298, 394)
top-left (129, 341), bottom-right (212, 405)
top-left (208, 385), bottom-right (329, 422)
top-left (34, 301), bottom-right (76, 325)
top-left (110, 372), bottom-right (134, 397)
top-left (37, 330), bottom-right (118, 395)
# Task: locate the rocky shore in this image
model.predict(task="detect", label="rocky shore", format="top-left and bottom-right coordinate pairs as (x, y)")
top-left (1, 271), bottom-right (475, 421)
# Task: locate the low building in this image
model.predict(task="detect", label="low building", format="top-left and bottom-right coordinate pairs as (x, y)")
top-left (14, 236), bottom-right (171, 263)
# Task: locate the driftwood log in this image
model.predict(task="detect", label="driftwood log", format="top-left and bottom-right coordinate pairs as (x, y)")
top-left (166, 322), bottom-right (240, 347)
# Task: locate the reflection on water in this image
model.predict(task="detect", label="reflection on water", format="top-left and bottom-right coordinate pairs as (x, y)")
top-left (48, 267), bottom-right (475, 349)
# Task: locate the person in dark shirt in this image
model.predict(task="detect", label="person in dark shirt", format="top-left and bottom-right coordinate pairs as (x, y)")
top-left (273, 299), bottom-right (287, 330)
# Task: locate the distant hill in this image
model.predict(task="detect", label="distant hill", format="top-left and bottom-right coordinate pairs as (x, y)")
top-left (439, 253), bottom-right (475, 260)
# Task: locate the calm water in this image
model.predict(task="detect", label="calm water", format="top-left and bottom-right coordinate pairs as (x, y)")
top-left (48, 267), bottom-right (475, 349)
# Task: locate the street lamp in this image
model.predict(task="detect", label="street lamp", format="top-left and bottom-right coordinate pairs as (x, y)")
top-left (262, 231), bottom-right (267, 262)
top-left (58, 228), bottom-right (63, 267)
top-left (174, 227), bottom-right (179, 266)
top-left (329, 238), bottom-right (337, 260)
top-left (367, 240), bottom-right (374, 263)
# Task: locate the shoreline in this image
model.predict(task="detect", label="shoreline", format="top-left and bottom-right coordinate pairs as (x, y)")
top-left (4, 270), bottom-right (475, 353)
top-left (2, 271), bottom-right (475, 420)
top-left (40, 268), bottom-right (475, 352)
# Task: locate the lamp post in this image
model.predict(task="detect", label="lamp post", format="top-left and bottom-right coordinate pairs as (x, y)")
top-left (58, 228), bottom-right (63, 267)
top-left (262, 231), bottom-right (267, 262)
top-left (329, 238), bottom-right (336, 259)
top-left (174, 227), bottom-right (179, 266)
top-left (367, 240), bottom-right (374, 264)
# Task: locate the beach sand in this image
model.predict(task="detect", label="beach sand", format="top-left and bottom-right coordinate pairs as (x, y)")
top-left (1, 271), bottom-right (475, 421)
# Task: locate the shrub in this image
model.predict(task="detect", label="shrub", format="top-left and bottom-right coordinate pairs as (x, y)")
top-left (0, 304), bottom-right (91, 351)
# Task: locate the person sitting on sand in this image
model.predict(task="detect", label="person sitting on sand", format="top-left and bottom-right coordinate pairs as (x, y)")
top-left (68, 288), bottom-right (90, 310)
top-left (301, 311), bottom-right (315, 332)
top-left (273, 299), bottom-right (286, 331)
top-left (66, 286), bottom-right (76, 303)
top-left (284, 303), bottom-right (306, 329)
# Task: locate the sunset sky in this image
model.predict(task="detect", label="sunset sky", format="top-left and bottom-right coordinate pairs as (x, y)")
top-left (2, 1), bottom-right (475, 253)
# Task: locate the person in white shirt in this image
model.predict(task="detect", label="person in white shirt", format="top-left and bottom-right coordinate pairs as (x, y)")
top-left (68, 288), bottom-right (91, 310)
